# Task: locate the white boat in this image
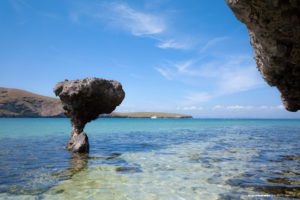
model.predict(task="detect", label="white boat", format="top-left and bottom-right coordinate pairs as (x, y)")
top-left (151, 116), bottom-right (157, 119)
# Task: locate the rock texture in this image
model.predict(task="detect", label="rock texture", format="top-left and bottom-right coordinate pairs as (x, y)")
top-left (54, 78), bottom-right (125, 153)
top-left (226, 0), bottom-right (300, 111)
top-left (0, 87), bottom-right (63, 117)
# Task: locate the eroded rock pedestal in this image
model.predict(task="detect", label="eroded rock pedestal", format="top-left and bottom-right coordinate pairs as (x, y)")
top-left (226, 0), bottom-right (300, 111)
top-left (54, 78), bottom-right (125, 153)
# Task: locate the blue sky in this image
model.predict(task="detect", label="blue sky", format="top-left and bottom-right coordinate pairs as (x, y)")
top-left (1, 0), bottom-right (299, 118)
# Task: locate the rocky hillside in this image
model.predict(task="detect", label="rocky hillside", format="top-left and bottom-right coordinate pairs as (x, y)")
top-left (0, 87), bottom-right (64, 117)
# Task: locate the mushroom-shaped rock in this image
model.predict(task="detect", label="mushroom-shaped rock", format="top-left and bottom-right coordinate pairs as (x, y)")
top-left (54, 78), bottom-right (125, 153)
top-left (226, 0), bottom-right (300, 111)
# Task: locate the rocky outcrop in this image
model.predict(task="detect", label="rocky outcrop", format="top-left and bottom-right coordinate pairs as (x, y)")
top-left (226, 0), bottom-right (300, 111)
top-left (54, 78), bottom-right (125, 153)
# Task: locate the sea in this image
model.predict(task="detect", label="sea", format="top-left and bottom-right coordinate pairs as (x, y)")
top-left (0, 118), bottom-right (299, 199)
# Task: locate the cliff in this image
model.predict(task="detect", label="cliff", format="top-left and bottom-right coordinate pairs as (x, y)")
top-left (226, 0), bottom-right (300, 111)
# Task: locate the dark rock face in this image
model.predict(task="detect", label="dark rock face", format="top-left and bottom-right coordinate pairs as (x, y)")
top-left (226, 0), bottom-right (300, 111)
top-left (54, 78), bottom-right (125, 153)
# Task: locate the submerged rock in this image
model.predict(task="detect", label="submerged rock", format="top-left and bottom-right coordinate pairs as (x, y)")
top-left (226, 0), bottom-right (300, 111)
top-left (54, 78), bottom-right (125, 153)
top-left (70, 132), bottom-right (89, 153)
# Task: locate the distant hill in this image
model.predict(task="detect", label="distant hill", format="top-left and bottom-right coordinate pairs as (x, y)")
top-left (0, 87), bottom-right (64, 117)
top-left (0, 87), bottom-right (192, 118)
top-left (102, 112), bottom-right (192, 118)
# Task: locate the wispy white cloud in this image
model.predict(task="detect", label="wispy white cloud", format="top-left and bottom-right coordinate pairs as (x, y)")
top-left (211, 104), bottom-right (285, 111)
top-left (155, 56), bottom-right (263, 85)
top-left (199, 36), bottom-right (228, 53)
top-left (107, 3), bottom-right (165, 36)
top-left (176, 106), bottom-right (203, 111)
top-left (226, 105), bottom-right (253, 110)
top-left (275, 105), bottom-right (285, 110)
top-left (212, 105), bottom-right (224, 110)
top-left (104, 3), bottom-right (199, 50)
top-left (69, 2), bottom-right (200, 50)
top-left (157, 36), bottom-right (227, 51)
top-left (70, 2), bottom-right (166, 37)
top-left (155, 67), bottom-right (174, 80)
top-left (218, 64), bottom-right (263, 94)
top-left (156, 55), bottom-right (264, 103)
top-left (155, 59), bottom-right (196, 79)
top-left (157, 39), bottom-right (193, 50)
top-left (175, 60), bottom-right (195, 73)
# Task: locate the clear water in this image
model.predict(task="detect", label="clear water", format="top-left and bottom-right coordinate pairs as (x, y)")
top-left (0, 118), bottom-right (299, 199)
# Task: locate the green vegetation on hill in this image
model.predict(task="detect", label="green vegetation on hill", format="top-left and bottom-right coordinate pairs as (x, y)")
top-left (104, 112), bottom-right (192, 118)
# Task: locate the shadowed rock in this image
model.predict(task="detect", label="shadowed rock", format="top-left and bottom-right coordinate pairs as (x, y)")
top-left (226, 0), bottom-right (300, 111)
top-left (54, 78), bottom-right (125, 153)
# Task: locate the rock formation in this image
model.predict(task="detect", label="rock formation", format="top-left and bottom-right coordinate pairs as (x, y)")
top-left (54, 78), bottom-right (125, 153)
top-left (226, 0), bottom-right (300, 111)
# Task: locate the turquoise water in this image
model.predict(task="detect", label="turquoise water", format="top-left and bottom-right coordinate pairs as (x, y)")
top-left (0, 118), bottom-right (299, 199)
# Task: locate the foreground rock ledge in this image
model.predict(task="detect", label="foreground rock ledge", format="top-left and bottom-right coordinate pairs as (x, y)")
top-left (54, 78), bottom-right (125, 153)
top-left (226, 0), bottom-right (300, 111)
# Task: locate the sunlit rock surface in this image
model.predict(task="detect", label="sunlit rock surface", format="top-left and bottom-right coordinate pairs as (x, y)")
top-left (54, 78), bottom-right (125, 153)
top-left (226, 0), bottom-right (300, 111)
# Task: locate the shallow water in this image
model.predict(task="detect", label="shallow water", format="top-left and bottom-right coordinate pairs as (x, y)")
top-left (0, 118), bottom-right (299, 199)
